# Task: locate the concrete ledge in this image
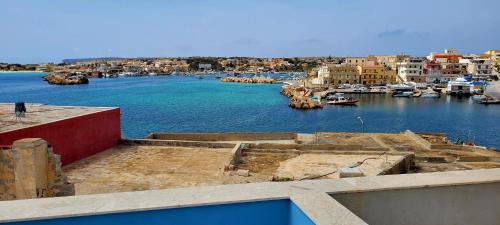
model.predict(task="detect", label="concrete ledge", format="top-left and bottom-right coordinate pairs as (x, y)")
top-left (119, 139), bottom-right (236, 148)
top-left (1, 168), bottom-right (499, 224)
top-left (290, 192), bottom-right (367, 225)
top-left (146, 132), bottom-right (297, 141)
top-left (247, 143), bottom-right (389, 151)
top-left (403, 130), bottom-right (431, 150)
top-left (431, 144), bottom-right (478, 151)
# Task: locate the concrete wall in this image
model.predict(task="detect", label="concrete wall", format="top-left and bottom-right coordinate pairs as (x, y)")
top-left (120, 139), bottom-right (236, 148)
top-left (147, 132), bottom-right (297, 141)
top-left (331, 182), bottom-right (500, 225)
top-left (0, 108), bottom-right (121, 165)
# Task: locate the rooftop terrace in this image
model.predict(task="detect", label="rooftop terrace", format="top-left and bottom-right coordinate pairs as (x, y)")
top-left (0, 103), bottom-right (115, 133)
top-left (60, 131), bottom-right (500, 196)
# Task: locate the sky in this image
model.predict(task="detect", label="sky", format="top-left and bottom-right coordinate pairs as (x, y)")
top-left (1, 0), bottom-right (499, 64)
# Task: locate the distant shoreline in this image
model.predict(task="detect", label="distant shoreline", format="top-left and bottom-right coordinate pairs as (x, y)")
top-left (0, 71), bottom-right (44, 73)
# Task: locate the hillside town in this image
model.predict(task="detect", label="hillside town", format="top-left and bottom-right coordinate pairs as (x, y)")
top-left (305, 49), bottom-right (499, 88)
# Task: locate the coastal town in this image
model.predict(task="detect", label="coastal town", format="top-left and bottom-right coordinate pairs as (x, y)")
top-left (2, 48), bottom-right (499, 106)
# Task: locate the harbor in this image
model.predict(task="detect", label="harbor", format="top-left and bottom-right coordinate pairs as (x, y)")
top-left (0, 72), bottom-right (498, 149)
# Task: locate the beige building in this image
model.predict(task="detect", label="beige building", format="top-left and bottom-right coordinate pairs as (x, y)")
top-left (357, 65), bottom-right (397, 86)
top-left (327, 65), bottom-right (360, 86)
top-left (374, 55), bottom-right (409, 70)
top-left (344, 57), bottom-right (367, 66)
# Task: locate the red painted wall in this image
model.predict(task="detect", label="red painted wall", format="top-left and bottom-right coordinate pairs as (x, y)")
top-left (0, 108), bottom-right (121, 165)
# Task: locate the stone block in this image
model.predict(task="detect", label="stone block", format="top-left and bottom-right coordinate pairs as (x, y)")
top-left (339, 167), bottom-right (364, 178)
top-left (236, 169), bottom-right (250, 177)
top-left (13, 138), bottom-right (49, 199)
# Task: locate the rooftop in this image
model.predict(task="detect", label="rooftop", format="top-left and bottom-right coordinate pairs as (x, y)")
top-left (61, 131), bottom-right (500, 196)
top-left (0, 103), bottom-right (117, 133)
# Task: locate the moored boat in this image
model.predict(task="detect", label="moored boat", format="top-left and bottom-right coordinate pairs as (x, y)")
top-left (392, 91), bottom-right (414, 97)
top-left (420, 91), bottom-right (440, 98)
top-left (327, 96), bottom-right (358, 105)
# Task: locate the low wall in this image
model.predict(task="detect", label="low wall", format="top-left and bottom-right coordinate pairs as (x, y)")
top-left (331, 182), bottom-right (500, 225)
top-left (431, 144), bottom-right (478, 151)
top-left (120, 139), bottom-right (236, 148)
top-left (224, 142), bottom-right (246, 171)
top-left (146, 132), bottom-right (297, 142)
top-left (247, 143), bottom-right (389, 151)
top-left (0, 108), bottom-right (121, 165)
top-left (377, 153), bottom-right (415, 175)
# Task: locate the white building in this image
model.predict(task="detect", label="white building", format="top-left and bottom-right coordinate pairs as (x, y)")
top-left (311, 65), bottom-right (329, 85)
top-left (397, 58), bottom-right (425, 83)
top-left (459, 58), bottom-right (492, 80)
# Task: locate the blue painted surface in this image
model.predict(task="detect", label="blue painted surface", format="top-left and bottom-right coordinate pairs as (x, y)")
top-left (289, 201), bottom-right (316, 225)
top-left (0, 72), bottom-right (498, 148)
top-left (6, 200), bottom-right (315, 225)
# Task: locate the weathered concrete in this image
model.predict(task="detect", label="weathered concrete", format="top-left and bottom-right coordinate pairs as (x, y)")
top-left (0, 147), bottom-right (15, 200)
top-left (403, 130), bottom-right (432, 150)
top-left (63, 145), bottom-right (234, 195)
top-left (12, 138), bottom-right (49, 199)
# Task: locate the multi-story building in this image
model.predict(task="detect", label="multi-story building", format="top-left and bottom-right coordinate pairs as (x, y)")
top-left (344, 57), bottom-right (367, 66)
top-left (327, 64), bottom-right (360, 86)
top-left (357, 65), bottom-right (397, 86)
top-left (397, 58), bottom-right (425, 83)
top-left (459, 57), bottom-right (492, 80)
top-left (374, 55), bottom-right (409, 71)
top-left (310, 65), bottom-right (329, 85)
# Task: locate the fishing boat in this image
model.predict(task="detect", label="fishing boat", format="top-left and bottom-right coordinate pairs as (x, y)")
top-left (327, 96), bottom-right (358, 105)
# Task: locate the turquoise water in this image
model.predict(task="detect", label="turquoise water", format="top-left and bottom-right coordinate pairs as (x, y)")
top-left (0, 72), bottom-right (499, 148)
top-left (7, 199), bottom-right (315, 225)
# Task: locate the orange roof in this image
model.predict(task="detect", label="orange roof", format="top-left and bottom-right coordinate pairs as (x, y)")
top-left (432, 54), bottom-right (462, 61)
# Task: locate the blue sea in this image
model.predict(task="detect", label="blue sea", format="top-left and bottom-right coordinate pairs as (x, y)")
top-left (0, 72), bottom-right (499, 148)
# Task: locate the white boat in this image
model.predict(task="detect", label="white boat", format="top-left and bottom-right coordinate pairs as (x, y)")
top-left (392, 91), bottom-right (414, 97)
top-left (447, 78), bottom-right (473, 96)
top-left (327, 96), bottom-right (359, 105)
top-left (420, 91), bottom-right (440, 98)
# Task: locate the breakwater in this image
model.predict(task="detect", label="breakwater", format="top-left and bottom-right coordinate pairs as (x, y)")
top-left (221, 77), bottom-right (276, 84)
top-left (281, 86), bottom-right (322, 109)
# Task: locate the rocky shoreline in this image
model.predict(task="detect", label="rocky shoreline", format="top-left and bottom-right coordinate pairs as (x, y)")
top-left (43, 73), bottom-right (89, 85)
top-left (281, 86), bottom-right (322, 109)
top-left (221, 77), bottom-right (276, 84)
